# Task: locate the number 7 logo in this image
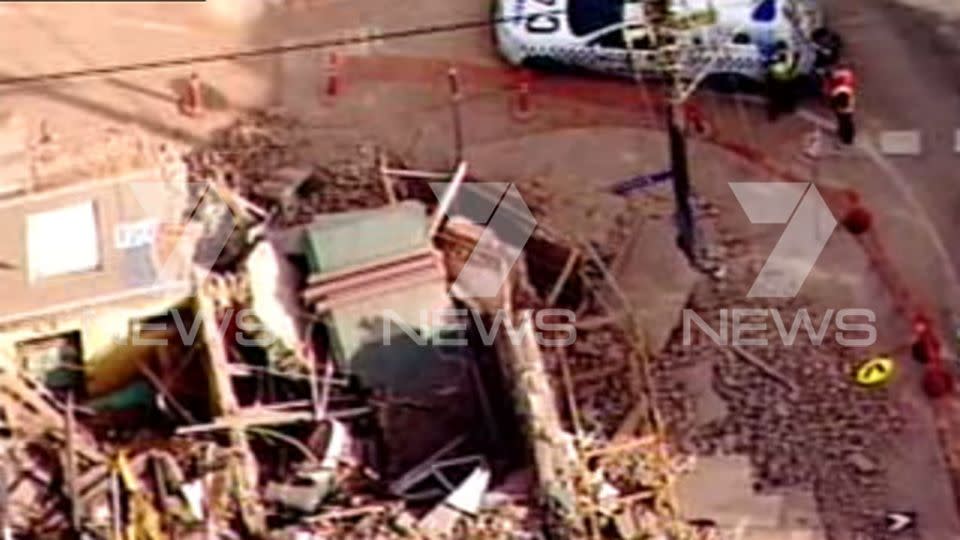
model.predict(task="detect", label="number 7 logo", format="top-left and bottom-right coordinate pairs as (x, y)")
top-left (730, 182), bottom-right (837, 298)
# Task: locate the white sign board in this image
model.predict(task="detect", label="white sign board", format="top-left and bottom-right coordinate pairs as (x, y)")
top-left (27, 201), bottom-right (100, 282)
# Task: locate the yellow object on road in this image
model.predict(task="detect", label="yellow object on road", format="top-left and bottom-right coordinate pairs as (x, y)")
top-left (856, 356), bottom-right (895, 387)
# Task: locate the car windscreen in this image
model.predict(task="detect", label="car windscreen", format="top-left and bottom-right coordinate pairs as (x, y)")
top-left (567, 0), bottom-right (624, 37)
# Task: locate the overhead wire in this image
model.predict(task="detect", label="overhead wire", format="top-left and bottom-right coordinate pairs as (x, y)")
top-left (0, 10), bottom-right (565, 88)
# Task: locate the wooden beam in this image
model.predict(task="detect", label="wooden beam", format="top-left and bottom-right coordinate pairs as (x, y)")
top-left (557, 350), bottom-right (585, 445)
top-left (195, 269), bottom-right (266, 534)
top-left (382, 167), bottom-right (452, 179)
top-left (612, 402), bottom-right (648, 442)
top-left (175, 406), bottom-right (371, 435)
top-left (377, 152), bottom-right (398, 205)
top-left (110, 470), bottom-right (122, 540)
top-left (0, 373), bottom-right (104, 463)
top-left (582, 435), bottom-right (659, 459)
top-left (139, 360), bottom-right (197, 424)
top-left (65, 392), bottom-right (80, 533)
top-left (546, 249), bottom-right (581, 307)
top-left (306, 502), bottom-right (397, 523)
top-left (428, 161), bottom-right (468, 239)
top-left (195, 277), bottom-right (240, 416)
top-left (316, 350), bottom-right (334, 422)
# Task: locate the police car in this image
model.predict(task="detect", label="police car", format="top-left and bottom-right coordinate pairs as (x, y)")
top-left (493, 0), bottom-right (840, 84)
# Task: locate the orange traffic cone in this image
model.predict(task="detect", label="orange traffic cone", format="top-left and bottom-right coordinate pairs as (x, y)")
top-left (180, 73), bottom-right (204, 118)
top-left (511, 70), bottom-right (533, 122)
top-left (325, 52), bottom-right (342, 98)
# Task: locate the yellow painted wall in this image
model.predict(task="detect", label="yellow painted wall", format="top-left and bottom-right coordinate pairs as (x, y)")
top-left (0, 293), bottom-right (191, 396)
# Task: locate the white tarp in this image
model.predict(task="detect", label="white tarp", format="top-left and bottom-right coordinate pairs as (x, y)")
top-left (27, 201), bottom-right (100, 281)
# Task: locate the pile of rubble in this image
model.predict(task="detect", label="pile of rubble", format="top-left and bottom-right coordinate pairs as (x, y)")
top-left (0, 110), bottom-right (717, 540)
top-left (24, 124), bottom-right (156, 191)
top-left (654, 228), bottom-right (904, 535)
top-left (184, 110), bottom-right (390, 224)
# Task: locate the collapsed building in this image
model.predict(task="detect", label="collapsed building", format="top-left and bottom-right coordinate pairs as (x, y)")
top-left (0, 136), bottom-right (192, 404)
top-left (0, 114), bottom-right (707, 539)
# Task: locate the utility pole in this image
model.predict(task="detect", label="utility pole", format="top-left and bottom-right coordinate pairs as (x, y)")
top-left (632, 0), bottom-right (716, 269)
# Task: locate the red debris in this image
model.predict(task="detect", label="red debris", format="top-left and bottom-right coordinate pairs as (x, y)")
top-left (842, 206), bottom-right (872, 235)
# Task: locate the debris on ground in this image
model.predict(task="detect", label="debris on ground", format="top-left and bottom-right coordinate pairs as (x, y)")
top-left (654, 222), bottom-right (904, 536)
top-left (0, 110), bottom-right (906, 540)
top-left (0, 111), bottom-right (709, 540)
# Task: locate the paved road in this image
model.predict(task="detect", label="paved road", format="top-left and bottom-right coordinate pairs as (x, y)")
top-left (823, 0), bottom-right (960, 537)
top-left (826, 0), bottom-right (960, 324)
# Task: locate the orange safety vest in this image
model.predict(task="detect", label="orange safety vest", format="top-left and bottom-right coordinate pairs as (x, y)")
top-left (828, 68), bottom-right (856, 113)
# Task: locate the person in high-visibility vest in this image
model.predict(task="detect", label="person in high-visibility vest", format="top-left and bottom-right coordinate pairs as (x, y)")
top-left (765, 48), bottom-right (801, 120)
top-left (826, 64), bottom-right (856, 144)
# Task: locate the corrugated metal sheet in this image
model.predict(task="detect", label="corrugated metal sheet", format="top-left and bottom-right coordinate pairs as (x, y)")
top-left (304, 201), bottom-right (429, 275)
top-left (301, 201), bottom-right (459, 379)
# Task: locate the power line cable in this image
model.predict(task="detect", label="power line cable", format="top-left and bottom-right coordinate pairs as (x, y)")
top-left (0, 10), bottom-right (565, 88)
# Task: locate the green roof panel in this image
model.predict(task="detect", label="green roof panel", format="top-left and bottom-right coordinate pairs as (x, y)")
top-left (304, 201), bottom-right (430, 275)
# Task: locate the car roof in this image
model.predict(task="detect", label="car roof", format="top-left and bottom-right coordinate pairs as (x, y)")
top-left (617, 0), bottom-right (793, 45)
top-left (622, 0), bottom-right (786, 27)
top-left (671, 0), bottom-right (785, 25)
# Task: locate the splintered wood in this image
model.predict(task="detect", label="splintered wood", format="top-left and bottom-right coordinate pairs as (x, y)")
top-left (0, 110), bottom-right (700, 539)
top-left (507, 226), bottom-right (696, 539)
